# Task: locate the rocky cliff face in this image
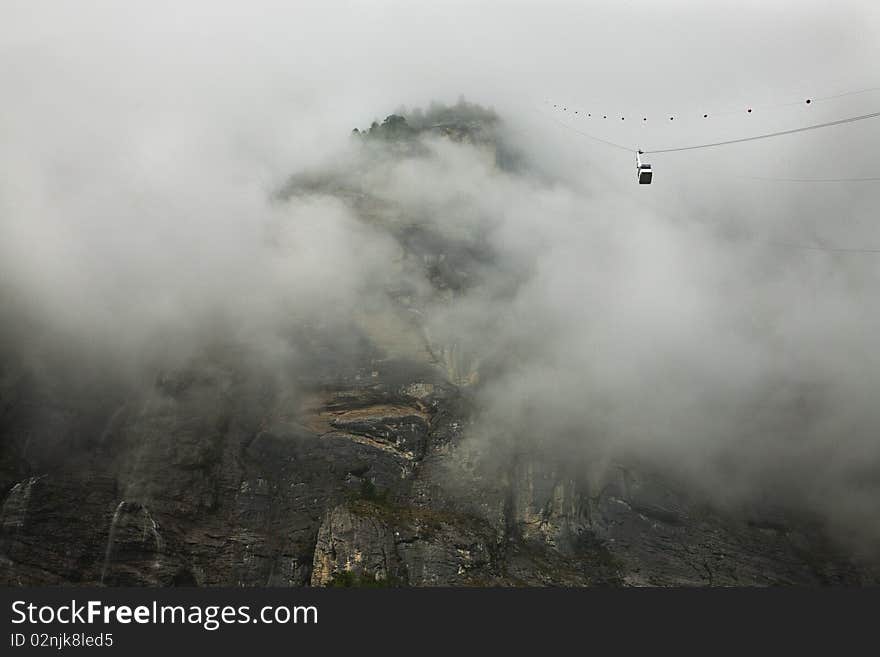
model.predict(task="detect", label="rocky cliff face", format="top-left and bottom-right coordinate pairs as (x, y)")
top-left (0, 364), bottom-right (870, 586)
top-left (0, 355), bottom-right (873, 586)
top-left (0, 104), bottom-right (875, 586)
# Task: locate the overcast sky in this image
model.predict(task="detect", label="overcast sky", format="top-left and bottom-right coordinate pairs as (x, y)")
top-left (3, 1), bottom-right (878, 220)
top-left (3, 1), bottom-right (878, 174)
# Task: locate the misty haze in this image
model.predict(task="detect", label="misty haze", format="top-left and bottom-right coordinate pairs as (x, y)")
top-left (1, 0), bottom-right (879, 586)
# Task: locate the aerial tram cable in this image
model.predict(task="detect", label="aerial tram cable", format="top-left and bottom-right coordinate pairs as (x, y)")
top-left (542, 104), bottom-right (880, 157)
top-left (543, 99), bottom-right (880, 249)
top-left (538, 105), bottom-right (635, 153)
top-left (541, 101), bottom-right (880, 184)
top-left (642, 110), bottom-right (880, 154)
top-left (547, 84), bottom-right (880, 122)
top-left (541, 108), bottom-right (880, 251)
top-left (689, 86), bottom-right (880, 118)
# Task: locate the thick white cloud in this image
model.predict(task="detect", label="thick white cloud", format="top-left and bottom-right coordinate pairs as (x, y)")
top-left (2, 0), bottom-right (879, 548)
